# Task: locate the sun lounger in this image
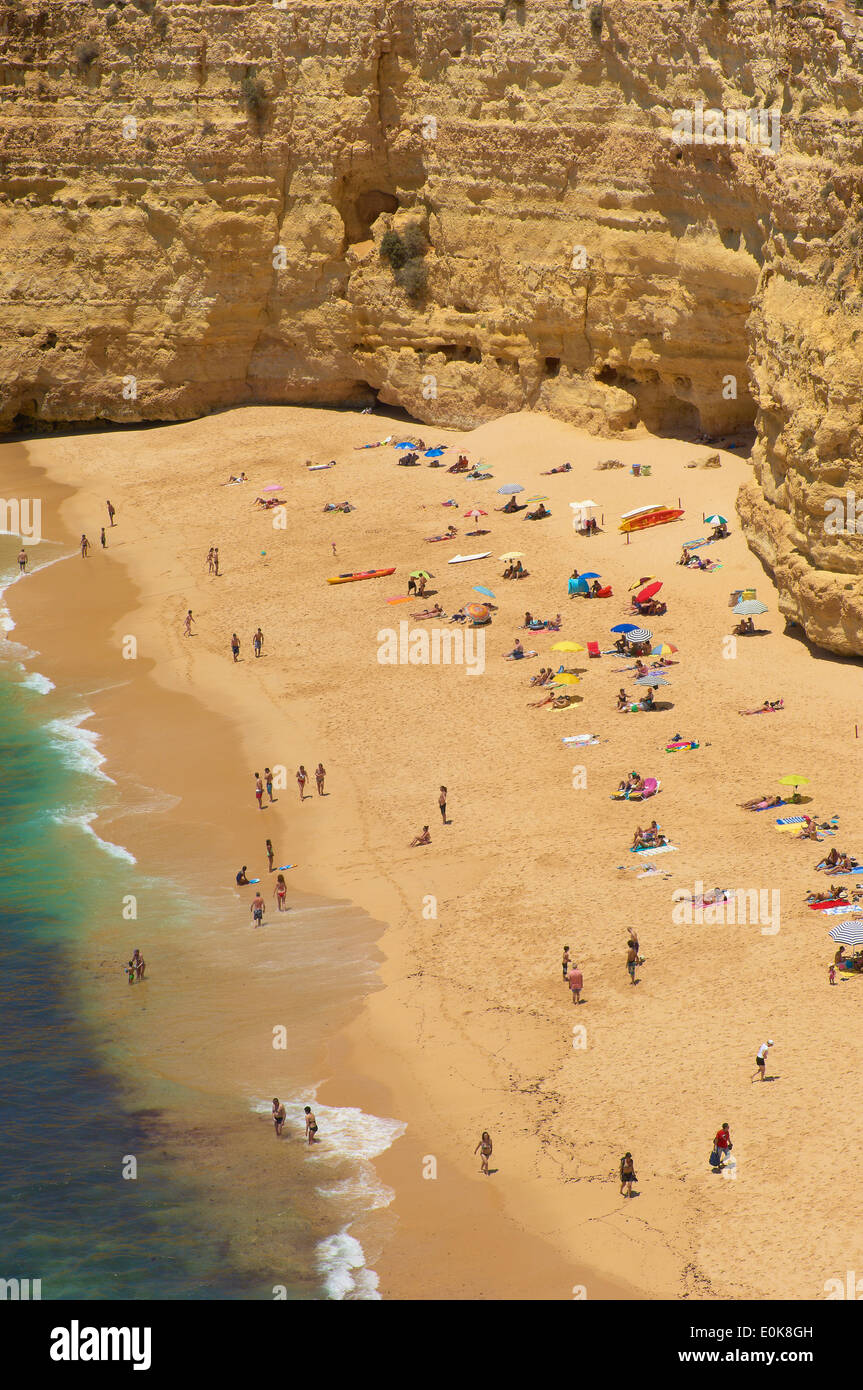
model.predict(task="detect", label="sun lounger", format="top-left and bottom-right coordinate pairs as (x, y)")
top-left (629, 777), bottom-right (659, 801)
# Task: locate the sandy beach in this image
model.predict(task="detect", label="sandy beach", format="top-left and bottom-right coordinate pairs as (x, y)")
top-left (6, 404), bottom-right (863, 1300)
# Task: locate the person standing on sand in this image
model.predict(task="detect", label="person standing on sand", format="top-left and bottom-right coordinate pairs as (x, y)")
top-left (315, 763), bottom-right (326, 795)
top-left (81, 534), bottom-right (90, 558)
top-left (206, 547), bottom-right (215, 574)
top-left (214, 548), bottom-right (220, 576)
top-left (626, 942), bottom-right (639, 985)
top-left (17, 548), bottom-right (27, 572)
top-left (100, 527), bottom-right (107, 549)
top-left (183, 610), bottom-right (195, 637)
top-left (106, 500), bottom-right (116, 527)
top-left (250, 890), bottom-right (265, 928)
top-left (620, 1152), bottom-right (636, 1197)
top-left (474, 1131), bottom-right (493, 1176)
top-left (265, 767), bottom-right (274, 802)
top-left (331, 541), bottom-right (337, 557)
top-left (254, 773), bottom-right (264, 809)
top-left (751, 1039), bottom-right (774, 1082)
top-left (829, 963), bottom-right (836, 986)
top-left (562, 945), bottom-right (570, 981)
top-left (253, 627), bottom-right (264, 658)
top-left (297, 766), bottom-right (308, 802)
top-left (568, 962), bottom-right (584, 1005)
top-left (304, 1106), bottom-right (319, 1145)
top-left (439, 786), bottom-right (448, 824)
top-left (274, 873), bottom-right (288, 911)
top-left (266, 838), bottom-right (275, 873)
top-left (712, 1122), bottom-right (732, 1170)
top-left (272, 1098), bottom-right (286, 1137)
top-left (231, 633), bottom-right (240, 662)
top-left (131, 948), bottom-right (146, 981)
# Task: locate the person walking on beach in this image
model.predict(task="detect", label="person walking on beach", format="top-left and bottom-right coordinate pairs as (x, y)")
top-left (266, 838), bottom-right (275, 873)
top-left (562, 945), bottom-right (570, 981)
top-left (620, 1152), bottom-right (636, 1198)
top-left (274, 873), bottom-right (288, 912)
top-left (106, 500), bottom-right (116, 527)
top-left (206, 547), bottom-right (215, 574)
top-left (131, 948), bottom-right (146, 981)
top-left (439, 785), bottom-right (448, 824)
top-left (213, 548), bottom-right (220, 576)
top-left (230, 632), bottom-right (240, 662)
top-left (252, 627), bottom-right (264, 659)
top-left (331, 541), bottom-right (337, 557)
top-left (100, 527), bottom-right (107, 549)
top-left (315, 763), bottom-right (326, 795)
top-left (474, 1131), bottom-right (493, 1176)
top-left (304, 1106), bottom-right (319, 1145)
top-left (626, 942), bottom-right (639, 985)
top-left (250, 890), bottom-right (265, 928)
top-left (254, 773), bottom-right (264, 809)
top-left (17, 548), bottom-right (27, 572)
top-left (81, 534), bottom-right (90, 558)
top-left (272, 1098), bottom-right (286, 1137)
top-left (297, 766), bottom-right (308, 802)
top-left (265, 767), bottom-right (275, 802)
top-left (183, 610), bottom-right (195, 637)
top-left (751, 1039), bottom-right (774, 1082)
top-left (568, 962), bottom-right (584, 1005)
top-left (712, 1122), bottom-right (732, 1171)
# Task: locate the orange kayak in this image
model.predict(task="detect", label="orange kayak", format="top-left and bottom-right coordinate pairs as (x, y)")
top-left (327, 567), bottom-right (396, 584)
top-left (619, 508), bottom-right (684, 533)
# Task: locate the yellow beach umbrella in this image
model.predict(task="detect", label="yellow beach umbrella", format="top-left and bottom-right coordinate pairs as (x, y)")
top-left (553, 673), bottom-right (581, 685)
top-left (551, 641), bottom-right (585, 652)
top-left (499, 551), bottom-right (525, 561)
top-left (628, 575), bottom-right (656, 591)
top-left (778, 775), bottom-right (809, 788)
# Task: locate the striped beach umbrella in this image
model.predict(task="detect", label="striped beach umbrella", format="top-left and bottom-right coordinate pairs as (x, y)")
top-left (464, 603), bottom-right (491, 624)
top-left (635, 672), bottom-right (669, 687)
top-left (733, 599), bottom-right (768, 615)
top-left (829, 922), bottom-right (863, 947)
top-left (498, 484), bottom-right (524, 495)
top-left (651, 643), bottom-right (678, 656)
top-left (627, 628), bottom-right (652, 643)
top-left (705, 514), bottom-right (727, 526)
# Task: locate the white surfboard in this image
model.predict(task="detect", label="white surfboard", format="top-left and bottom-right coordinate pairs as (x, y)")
top-left (447, 552), bottom-right (493, 564)
top-left (307, 462), bottom-right (336, 470)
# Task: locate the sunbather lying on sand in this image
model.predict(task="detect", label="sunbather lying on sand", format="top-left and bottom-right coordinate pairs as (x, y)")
top-left (541, 462), bottom-right (572, 474)
top-left (411, 604), bottom-right (445, 620)
top-left (528, 691), bottom-right (579, 709)
top-left (425, 525), bottom-right (458, 542)
top-left (739, 699), bottom-right (784, 714)
top-left (739, 794), bottom-right (783, 810)
top-left (254, 496), bottom-right (287, 509)
top-left (225, 472), bottom-right (248, 484)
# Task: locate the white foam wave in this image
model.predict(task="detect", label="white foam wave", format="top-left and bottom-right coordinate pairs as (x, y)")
top-left (316, 1229), bottom-right (381, 1300)
top-left (52, 811), bottom-right (136, 864)
top-left (19, 670), bottom-right (55, 695)
top-left (45, 711), bottom-right (114, 783)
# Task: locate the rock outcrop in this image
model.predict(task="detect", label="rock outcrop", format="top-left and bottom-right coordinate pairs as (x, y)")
top-left (3, 0), bottom-right (863, 649)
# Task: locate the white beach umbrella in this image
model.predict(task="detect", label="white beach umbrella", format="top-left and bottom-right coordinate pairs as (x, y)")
top-left (829, 922), bottom-right (863, 947)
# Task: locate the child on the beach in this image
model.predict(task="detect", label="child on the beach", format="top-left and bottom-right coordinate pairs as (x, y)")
top-left (829, 963), bottom-right (836, 986)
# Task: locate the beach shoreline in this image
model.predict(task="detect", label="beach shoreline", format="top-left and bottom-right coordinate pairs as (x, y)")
top-left (6, 404), bottom-right (863, 1301)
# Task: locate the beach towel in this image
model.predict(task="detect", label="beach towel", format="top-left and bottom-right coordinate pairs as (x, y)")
top-left (666, 740), bottom-right (698, 752)
top-left (631, 843), bottom-right (678, 856)
top-left (809, 899), bottom-right (850, 911)
top-left (561, 735), bottom-right (599, 746)
top-left (819, 904), bottom-right (863, 915)
top-left (776, 816), bottom-right (806, 826)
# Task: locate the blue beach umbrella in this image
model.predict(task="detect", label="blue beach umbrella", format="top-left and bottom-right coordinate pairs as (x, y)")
top-left (578, 572), bottom-right (601, 580)
top-left (497, 484), bottom-right (524, 495)
top-left (395, 441), bottom-right (414, 449)
top-left (424, 447), bottom-right (445, 458)
top-left (611, 623), bottom-right (639, 634)
top-left (473, 585), bottom-right (496, 599)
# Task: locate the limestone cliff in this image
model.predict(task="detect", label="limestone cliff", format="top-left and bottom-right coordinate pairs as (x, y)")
top-left (3, 0), bottom-right (863, 648)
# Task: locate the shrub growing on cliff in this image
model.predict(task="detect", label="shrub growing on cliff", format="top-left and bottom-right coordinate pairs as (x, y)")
top-left (398, 260), bottom-right (429, 300)
top-left (380, 223), bottom-right (429, 302)
top-left (380, 229), bottom-right (408, 270)
top-left (240, 75), bottom-right (268, 126)
top-left (75, 42), bottom-right (100, 76)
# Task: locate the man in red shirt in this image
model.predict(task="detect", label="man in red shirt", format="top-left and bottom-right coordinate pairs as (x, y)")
top-left (713, 1122), bottom-right (732, 1169)
top-left (568, 964), bottom-right (584, 1005)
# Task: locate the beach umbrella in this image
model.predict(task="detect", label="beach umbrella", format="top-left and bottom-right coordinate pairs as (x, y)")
top-left (498, 484), bottom-right (524, 495)
top-left (464, 603), bottom-right (490, 624)
top-left (829, 922), bottom-right (863, 947)
top-left (778, 775), bottom-right (810, 791)
top-left (651, 643), bottom-right (678, 656)
top-left (627, 628), bottom-right (652, 643)
top-left (551, 641), bottom-right (585, 652)
top-left (705, 514), bottom-right (727, 526)
top-left (553, 673), bottom-right (581, 685)
top-left (425, 447), bottom-right (445, 458)
top-left (464, 508), bottom-right (487, 519)
top-left (611, 623), bottom-right (639, 634)
top-left (733, 599), bottom-right (768, 615)
top-left (263, 482), bottom-right (285, 492)
top-left (629, 575), bottom-right (656, 590)
top-left (525, 495), bottom-right (550, 504)
top-left (410, 570), bottom-right (432, 580)
top-left (500, 551), bottom-right (525, 560)
top-left (394, 441), bottom-right (414, 449)
top-left (579, 499), bottom-right (599, 509)
top-left (636, 672), bottom-right (669, 686)
top-left (579, 572), bottom-right (601, 581)
top-left (472, 585), bottom-right (496, 599)
top-left (636, 581), bottom-right (663, 603)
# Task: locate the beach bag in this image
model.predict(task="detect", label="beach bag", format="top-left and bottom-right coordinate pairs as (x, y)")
top-left (709, 1147), bottom-right (722, 1169)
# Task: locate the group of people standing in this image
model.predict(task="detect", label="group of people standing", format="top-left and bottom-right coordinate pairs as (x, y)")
top-left (230, 627), bottom-right (264, 660)
top-left (79, 499), bottom-right (116, 560)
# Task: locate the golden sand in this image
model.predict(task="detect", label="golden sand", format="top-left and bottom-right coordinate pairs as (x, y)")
top-left (7, 406), bottom-right (863, 1300)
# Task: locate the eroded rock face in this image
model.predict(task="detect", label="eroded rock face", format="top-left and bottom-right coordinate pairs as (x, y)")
top-left (3, 1), bottom-right (863, 648)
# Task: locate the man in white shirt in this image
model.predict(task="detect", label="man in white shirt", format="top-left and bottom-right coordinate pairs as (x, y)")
top-left (751, 1039), bottom-right (774, 1082)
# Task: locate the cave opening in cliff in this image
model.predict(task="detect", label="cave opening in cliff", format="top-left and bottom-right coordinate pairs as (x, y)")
top-left (336, 182), bottom-right (399, 245)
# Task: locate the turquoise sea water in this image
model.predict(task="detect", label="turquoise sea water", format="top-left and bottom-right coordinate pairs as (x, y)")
top-left (0, 542), bottom-right (311, 1299)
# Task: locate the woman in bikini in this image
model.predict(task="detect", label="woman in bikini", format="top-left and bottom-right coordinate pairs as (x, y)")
top-left (297, 766), bottom-right (308, 801)
top-left (620, 1152), bottom-right (636, 1197)
top-left (474, 1130), bottom-right (493, 1176)
top-left (266, 839), bottom-right (275, 872)
top-left (273, 873), bottom-right (288, 911)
